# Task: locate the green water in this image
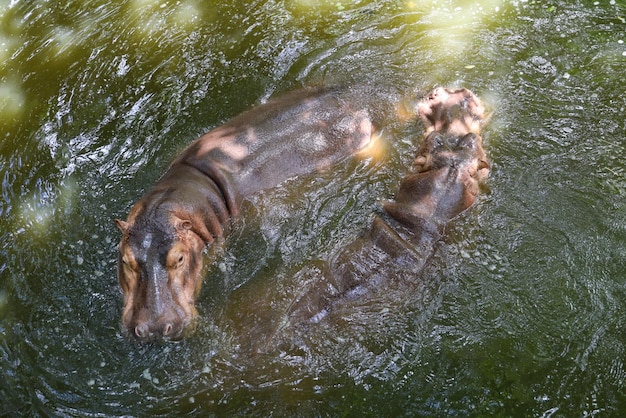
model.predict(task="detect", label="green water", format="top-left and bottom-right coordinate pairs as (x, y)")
top-left (2, 0), bottom-right (626, 415)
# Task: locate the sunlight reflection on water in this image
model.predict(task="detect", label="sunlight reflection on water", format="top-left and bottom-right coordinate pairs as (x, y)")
top-left (2, 0), bottom-right (626, 415)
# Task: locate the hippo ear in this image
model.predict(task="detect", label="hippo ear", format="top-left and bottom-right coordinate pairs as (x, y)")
top-left (176, 219), bottom-right (193, 231)
top-left (115, 219), bottom-right (130, 234)
top-left (478, 160), bottom-right (490, 171)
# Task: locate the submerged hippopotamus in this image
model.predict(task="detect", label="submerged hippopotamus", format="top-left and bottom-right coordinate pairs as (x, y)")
top-left (286, 87), bottom-right (489, 324)
top-left (116, 86), bottom-right (408, 342)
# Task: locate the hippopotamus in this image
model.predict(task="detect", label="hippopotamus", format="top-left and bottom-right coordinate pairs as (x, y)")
top-left (115, 86), bottom-right (410, 342)
top-left (285, 87), bottom-right (489, 324)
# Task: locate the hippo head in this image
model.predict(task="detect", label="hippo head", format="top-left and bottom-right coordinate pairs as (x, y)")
top-left (416, 87), bottom-right (488, 218)
top-left (417, 87), bottom-right (485, 137)
top-left (385, 88), bottom-right (489, 228)
top-left (115, 212), bottom-right (204, 342)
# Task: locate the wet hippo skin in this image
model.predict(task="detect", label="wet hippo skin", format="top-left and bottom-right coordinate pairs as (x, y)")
top-left (115, 86), bottom-right (403, 342)
top-left (286, 87), bottom-right (489, 325)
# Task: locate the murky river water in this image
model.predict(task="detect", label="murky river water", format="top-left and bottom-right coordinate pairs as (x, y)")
top-left (1, 0), bottom-right (626, 415)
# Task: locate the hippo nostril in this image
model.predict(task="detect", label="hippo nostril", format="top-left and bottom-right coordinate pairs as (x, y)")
top-left (135, 323), bottom-right (150, 340)
top-left (162, 323), bottom-right (173, 336)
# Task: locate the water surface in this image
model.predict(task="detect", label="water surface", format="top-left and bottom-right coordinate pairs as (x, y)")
top-left (2, 0), bottom-right (626, 415)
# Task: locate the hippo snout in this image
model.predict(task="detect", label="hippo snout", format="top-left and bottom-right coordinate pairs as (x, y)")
top-left (130, 313), bottom-right (187, 342)
top-left (417, 87), bottom-right (484, 137)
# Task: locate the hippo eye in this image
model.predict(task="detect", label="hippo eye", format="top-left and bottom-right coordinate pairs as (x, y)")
top-left (172, 253), bottom-right (185, 268)
top-left (120, 254), bottom-right (138, 272)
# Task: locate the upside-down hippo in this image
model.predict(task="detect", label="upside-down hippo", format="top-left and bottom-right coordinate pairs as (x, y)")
top-left (285, 87), bottom-right (489, 325)
top-left (115, 86), bottom-right (410, 342)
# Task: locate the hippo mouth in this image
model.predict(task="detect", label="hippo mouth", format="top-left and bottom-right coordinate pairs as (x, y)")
top-left (417, 87), bottom-right (485, 137)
